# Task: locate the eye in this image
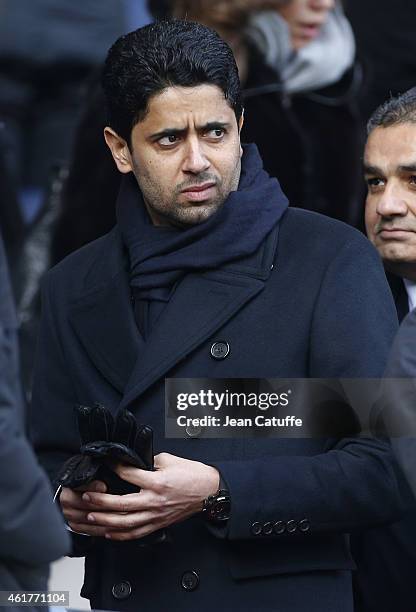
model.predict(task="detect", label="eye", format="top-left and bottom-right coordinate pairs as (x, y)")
top-left (206, 127), bottom-right (226, 140)
top-left (366, 177), bottom-right (385, 191)
top-left (158, 134), bottom-right (180, 147)
top-left (409, 175), bottom-right (416, 186)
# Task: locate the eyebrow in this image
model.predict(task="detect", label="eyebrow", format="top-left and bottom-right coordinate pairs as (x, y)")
top-left (363, 162), bottom-right (416, 175)
top-left (398, 163), bottom-right (416, 173)
top-left (149, 121), bottom-right (231, 141)
top-left (363, 164), bottom-right (384, 176)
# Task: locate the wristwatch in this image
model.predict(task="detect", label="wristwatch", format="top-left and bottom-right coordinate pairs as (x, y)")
top-left (202, 488), bottom-right (231, 522)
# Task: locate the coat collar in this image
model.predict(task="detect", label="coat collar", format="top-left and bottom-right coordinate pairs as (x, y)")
top-left (386, 272), bottom-right (408, 323)
top-left (68, 223), bottom-right (280, 407)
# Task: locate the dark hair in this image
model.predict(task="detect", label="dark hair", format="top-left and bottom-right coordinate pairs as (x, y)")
top-left (102, 19), bottom-right (243, 145)
top-left (367, 87), bottom-right (416, 134)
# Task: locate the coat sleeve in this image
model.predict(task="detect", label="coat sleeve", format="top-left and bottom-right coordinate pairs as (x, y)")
top-left (30, 273), bottom-right (93, 557)
top-left (30, 273), bottom-right (82, 480)
top-left (211, 234), bottom-right (403, 540)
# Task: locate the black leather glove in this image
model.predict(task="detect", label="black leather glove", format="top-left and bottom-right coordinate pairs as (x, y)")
top-left (55, 403), bottom-right (153, 495)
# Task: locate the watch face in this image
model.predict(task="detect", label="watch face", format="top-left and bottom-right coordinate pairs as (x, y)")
top-left (211, 497), bottom-right (231, 521)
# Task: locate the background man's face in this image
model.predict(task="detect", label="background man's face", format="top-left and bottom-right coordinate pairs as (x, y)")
top-left (364, 123), bottom-right (416, 276)
top-left (116, 84), bottom-right (243, 227)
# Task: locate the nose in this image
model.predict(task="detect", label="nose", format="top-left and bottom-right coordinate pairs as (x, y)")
top-left (376, 183), bottom-right (408, 217)
top-left (182, 138), bottom-right (210, 174)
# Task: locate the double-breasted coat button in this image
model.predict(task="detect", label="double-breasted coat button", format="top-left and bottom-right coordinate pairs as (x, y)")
top-left (250, 521), bottom-right (263, 536)
top-left (181, 571), bottom-right (200, 591)
top-left (299, 519), bottom-right (310, 532)
top-left (262, 521), bottom-right (274, 535)
top-left (273, 520), bottom-right (286, 535)
top-left (112, 581), bottom-right (132, 600)
top-left (185, 424), bottom-right (202, 437)
top-left (287, 520), bottom-right (297, 533)
top-left (210, 341), bottom-right (230, 360)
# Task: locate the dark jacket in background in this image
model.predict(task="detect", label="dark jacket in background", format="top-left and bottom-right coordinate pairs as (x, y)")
top-left (346, 0), bottom-right (416, 120)
top-left (242, 45), bottom-right (365, 229)
top-left (350, 273), bottom-right (416, 612)
top-left (0, 233), bottom-right (70, 605)
top-left (0, 0), bottom-right (125, 189)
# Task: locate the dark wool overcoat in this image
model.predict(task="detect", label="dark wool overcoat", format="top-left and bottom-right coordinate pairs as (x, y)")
top-left (31, 207), bottom-right (402, 612)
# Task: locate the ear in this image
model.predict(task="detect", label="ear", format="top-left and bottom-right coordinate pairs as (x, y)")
top-left (238, 109), bottom-right (245, 133)
top-left (103, 127), bottom-right (133, 174)
top-left (238, 110), bottom-right (244, 157)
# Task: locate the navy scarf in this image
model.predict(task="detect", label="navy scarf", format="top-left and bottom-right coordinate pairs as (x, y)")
top-left (117, 144), bottom-right (289, 294)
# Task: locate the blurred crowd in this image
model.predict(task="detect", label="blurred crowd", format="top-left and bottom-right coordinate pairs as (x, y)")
top-left (1, 0), bottom-right (416, 606)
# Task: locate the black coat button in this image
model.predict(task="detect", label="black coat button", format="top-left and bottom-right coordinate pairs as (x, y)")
top-left (210, 341), bottom-right (230, 360)
top-left (112, 581), bottom-right (132, 600)
top-left (181, 571), bottom-right (200, 591)
top-left (250, 521), bottom-right (262, 536)
top-left (185, 424), bottom-right (202, 437)
top-left (287, 519), bottom-right (297, 533)
top-left (273, 520), bottom-right (286, 535)
top-left (299, 519), bottom-right (310, 532)
top-left (262, 521), bottom-right (273, 535)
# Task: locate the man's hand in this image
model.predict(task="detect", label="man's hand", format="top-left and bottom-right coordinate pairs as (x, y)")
top-left (60, 480), bottom-right (109, 536)
top-left (80, 453), bottom-right (220, 541)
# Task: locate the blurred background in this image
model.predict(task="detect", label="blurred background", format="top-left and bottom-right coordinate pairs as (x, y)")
top-left (1, 0), bottom-right (415, 607)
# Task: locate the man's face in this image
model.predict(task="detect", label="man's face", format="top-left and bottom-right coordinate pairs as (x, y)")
top-left (364, 123), bottom-right (416, 279)
top-left (277, 0), bottom-right (335, 50)
top-left (105, 84), bottom-right (243, 227)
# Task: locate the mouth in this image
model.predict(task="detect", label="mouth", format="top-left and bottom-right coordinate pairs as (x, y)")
top-left (377, 228), bottom-right (414, 239)
top-left (297, 22), bottom-right (323, 40)
top-left (181, 182), bottom-right (217, 202)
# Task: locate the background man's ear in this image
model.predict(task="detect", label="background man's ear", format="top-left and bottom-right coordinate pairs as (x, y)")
top-left (103, 127), bottom-right (133, 174)
top-left (238, 110), bottom-right (244, 132)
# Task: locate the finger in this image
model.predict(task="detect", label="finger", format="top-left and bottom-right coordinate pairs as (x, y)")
top-left (113, 464), bottom-right (156, 488)
top-left (82, 491), bottom-right (149, 512)
top-left (62, 508), bottom-right (90, 524)
top-left (74, 480), bottom-right (107, 493)
top-left (105, 523), bottom-right (158, 541)
top-left (67, 522), bottom-right (108, 537)
top-left (86, 510), bottom-right (154, 530)
top-left (60, 487), bottom-right (107, 512)
top-left (60, 487), bottom-right (87, 511)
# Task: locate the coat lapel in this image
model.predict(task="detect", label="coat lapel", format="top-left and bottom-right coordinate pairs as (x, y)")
top-left (68, 230), bottom-right (143, 393)
top-left (120, 271), bottom-right (265, 409)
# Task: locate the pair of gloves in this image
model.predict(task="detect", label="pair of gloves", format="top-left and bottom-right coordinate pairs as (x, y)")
top-left (55, 403), bottom-right (153, 496)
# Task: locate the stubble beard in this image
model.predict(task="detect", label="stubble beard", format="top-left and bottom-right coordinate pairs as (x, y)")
top-left (139, 159), bottom-right (242, 228)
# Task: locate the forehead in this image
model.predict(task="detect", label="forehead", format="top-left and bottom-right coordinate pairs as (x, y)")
top-left (365, 124), bottom-right (416, 170)
top-left (137, 84), bottom-right (236, 133)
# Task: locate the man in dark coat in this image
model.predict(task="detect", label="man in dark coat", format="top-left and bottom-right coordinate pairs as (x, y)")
top-left (356, 87), bottom-right (416, 612)
top-left (0, 232), bottom-right (70, 604)
top-left (31, 20), bottom-right (402, 612)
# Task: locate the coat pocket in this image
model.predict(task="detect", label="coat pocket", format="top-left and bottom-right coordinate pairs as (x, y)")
top-left (227, 533), bottom-right (356, 580)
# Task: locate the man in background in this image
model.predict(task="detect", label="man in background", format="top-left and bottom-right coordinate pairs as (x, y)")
top-left (365, 87), bottom-right (416, 321)
top-left (357, 87), bottom-right (416, 612)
